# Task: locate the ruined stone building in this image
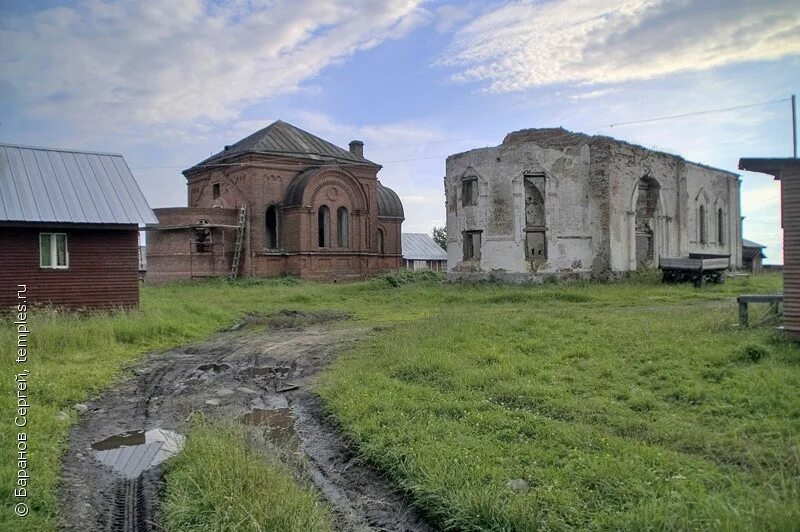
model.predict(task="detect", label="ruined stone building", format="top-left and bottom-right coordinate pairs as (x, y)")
top-left (147, 120), bottom-right (403, 281)
top-left (445, 129), bottom-right (742, 279)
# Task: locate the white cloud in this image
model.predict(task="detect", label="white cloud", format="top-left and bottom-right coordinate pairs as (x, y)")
top-left (434, 3), bottom-right (476, 32)
top-left (741, 181), bottom-right (781, 215)
top-left (0, 0), bottom-right (428, 129)
top-left (438, 0), bottom-right (800, 92)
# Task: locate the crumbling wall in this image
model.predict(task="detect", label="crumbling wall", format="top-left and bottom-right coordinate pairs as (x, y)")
top-left (445, 129), bottom-right (603, 275)
top-left (445, 128), bottom-right (742, 279)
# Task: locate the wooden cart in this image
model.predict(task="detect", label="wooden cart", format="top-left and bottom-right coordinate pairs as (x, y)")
top-left (659, 254), bottom-right (730, 286)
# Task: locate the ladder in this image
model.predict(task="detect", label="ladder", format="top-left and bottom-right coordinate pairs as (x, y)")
top-left (229, 204), bottom-right (247, 279)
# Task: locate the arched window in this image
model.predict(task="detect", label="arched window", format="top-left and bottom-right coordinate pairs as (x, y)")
top-left (337, 207), bottom-right (349, 248)
top-left (377, 228), bottom-right (385, 255)
top-left (317, 205), bottom-right (330, 247)
top-left (717, 208), bottom-right (724, 245)
top-left (698, 204), bottom-right (707, 244)
top-left (524, 179), bottom-right (545, 228)
top-left (265, 205), bottom-right (280, 249)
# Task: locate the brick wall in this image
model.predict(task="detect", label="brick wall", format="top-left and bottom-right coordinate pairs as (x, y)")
top-left (0, 226), bottom-right (139, 309)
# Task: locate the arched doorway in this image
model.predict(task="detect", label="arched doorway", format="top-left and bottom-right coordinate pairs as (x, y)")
top-left (633, 177), bottom-right (660, 268)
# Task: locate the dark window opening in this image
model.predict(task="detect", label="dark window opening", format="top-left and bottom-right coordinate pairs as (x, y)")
top-left (337, 207), bottom-right (349, 248)
top-left (524, 178), bottom-right (545, 228)
top-left (699, 204), bottom-right (707, 244)
top-left (462, 178), bottom-right (477, 207)
top-left (318, 205), bottom-right (330, 247)
top-left (377, 228), bottom-right (385, 255)
top-left (525, 231), bottom-right (546, 260)
top-left (463, 230), bottom-right (482, 260)
top-left (194, 223), bottom-right (212, 253)
top-left (266, 205), bottom-right (280, 249)
top-left (635, 176), bottom-right (660, 266)
top-left (212, 183), bottom-right (220, 199)
top-left (717, 208), bottom-right (724, 245)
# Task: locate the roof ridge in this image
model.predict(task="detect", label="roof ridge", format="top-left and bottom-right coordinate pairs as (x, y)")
top-left (186, 119), bottom-right (379, 173)
top-left (0, 142), bottom-right (123, 157)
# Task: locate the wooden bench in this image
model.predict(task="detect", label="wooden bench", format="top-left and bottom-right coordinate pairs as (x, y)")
top-left (737, 294), bottom-right (783, 327)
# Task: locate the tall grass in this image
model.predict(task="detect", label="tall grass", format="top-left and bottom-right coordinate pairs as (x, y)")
top-left (162, 416), bottom-right (333, 531)
top-left (0, 272), bottom-right (791, 530)
top-left (318, 273), bottom-right (800, 530)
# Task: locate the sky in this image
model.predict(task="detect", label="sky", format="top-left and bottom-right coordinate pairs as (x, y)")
top-left (1, 0), bottom-right (798, 263)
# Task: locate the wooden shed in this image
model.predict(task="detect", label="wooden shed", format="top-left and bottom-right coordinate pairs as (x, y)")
top-left (739, 158), bottom-right (800, 341)
top-left (0, 143), bottom-right (157, 310)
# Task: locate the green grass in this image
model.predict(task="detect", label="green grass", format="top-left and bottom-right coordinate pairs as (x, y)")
top-left (318, 273), bottom-right (800, 530)
top-left (0, 271), bottom-right (795, 530)
top-left (162, 416), bottom-right (333, 531)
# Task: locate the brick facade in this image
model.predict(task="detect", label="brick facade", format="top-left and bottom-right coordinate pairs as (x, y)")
top-left (147, 124), bottom-right (404, 282)
top-left (0, 225), bottom-right (140, 309)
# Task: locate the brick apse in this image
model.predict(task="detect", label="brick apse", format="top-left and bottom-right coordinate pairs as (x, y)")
top-left (146, 120), bottom-right (404, 282)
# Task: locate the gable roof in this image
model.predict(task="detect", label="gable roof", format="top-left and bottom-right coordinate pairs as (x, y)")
top-left (185, 120), bottom-right (379, 174)
top-left (402, 233), bottom-right (447, 261)
top-left (742, 238), bottom-right (767, 249)
top-left (0, 143), bottom-right (157, 226)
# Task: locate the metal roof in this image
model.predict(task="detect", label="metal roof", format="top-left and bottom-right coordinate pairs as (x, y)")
top-left (186, 120), bottom-right (380, 173)
top-left (739, 157), bottom-right (800, 180)
top-left (402, 233), bottom-right (447, 261)
top-left (377, 183), bottom-right (404, 218)
top-left (743, 238), bottom-right (767, 249)
top-left (0, 143), bottom-right (157, 226)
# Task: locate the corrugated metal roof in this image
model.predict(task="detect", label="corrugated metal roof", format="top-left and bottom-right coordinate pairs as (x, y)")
top-left (186, 120), bottom-right (379, 173)
top-left (742, 238), bottom-right (767, 249)
top-left (0, 143), bottom-right (157, 226)
top-left (402, 233), bottom-right (447, 261)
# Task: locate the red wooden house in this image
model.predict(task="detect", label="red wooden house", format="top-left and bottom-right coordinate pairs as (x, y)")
top-left (0, 143), bottom-right (157, 310)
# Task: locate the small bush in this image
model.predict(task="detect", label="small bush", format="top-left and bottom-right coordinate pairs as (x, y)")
top-left (381, 269), bottom-right (442, 287)
top-left (738, 344), bottom-right (769, 363)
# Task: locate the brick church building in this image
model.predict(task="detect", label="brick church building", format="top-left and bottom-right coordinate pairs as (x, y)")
top-left (146, 120), bottom-right (404, 281)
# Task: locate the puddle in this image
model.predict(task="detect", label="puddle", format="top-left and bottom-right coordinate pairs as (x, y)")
top-left (197, 363), bottom-right (230, 373)
top-left (92, 429), bottom-right (185, 478)
top-left (240, 366), bottom-right (293, 378)
top-left (239, 408), bottom-right (296, 446)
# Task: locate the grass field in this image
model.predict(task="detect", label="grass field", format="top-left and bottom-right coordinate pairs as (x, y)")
top-left (1, 271), bottom-right (797, 530)
top-left (163, 416), bottom-right (333, 531)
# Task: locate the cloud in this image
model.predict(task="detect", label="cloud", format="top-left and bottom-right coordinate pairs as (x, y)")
top-left (434, 4), bottom-right (476, 32)
top-left (741, 182), bottom-right (780, 215)
top-left (568, 88), bottom-right (619, 100)
top-left (0, 0), bottom-right (427, 129)
top-left (437, 0), bottom-right (800, 92)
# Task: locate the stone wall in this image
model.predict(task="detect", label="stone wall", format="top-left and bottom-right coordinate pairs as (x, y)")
top-left (446, 128), bottom-right (742, 278)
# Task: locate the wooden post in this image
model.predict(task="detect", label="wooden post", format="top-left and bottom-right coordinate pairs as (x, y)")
top-left (739, 300), bottom-right (749, 327)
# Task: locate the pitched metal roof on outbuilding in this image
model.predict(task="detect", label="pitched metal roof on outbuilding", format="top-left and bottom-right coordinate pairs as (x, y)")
top-left (377, 183), bottom-right (404, 218)
top-left (0, 143), bottom-right (157, 226)
top-left (402, 233), bottom-right (447, 261)
top-left (743, 238), bottom-right (767, 249)
top-left (186, 120), bottom-right (380, 174)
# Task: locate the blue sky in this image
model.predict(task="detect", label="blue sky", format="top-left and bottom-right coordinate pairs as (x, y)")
top-left (1, 0), bottom-right (797, 262)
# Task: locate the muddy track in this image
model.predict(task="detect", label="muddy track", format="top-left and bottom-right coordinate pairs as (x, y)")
top-left (58, 311), bottom-right (434, 531)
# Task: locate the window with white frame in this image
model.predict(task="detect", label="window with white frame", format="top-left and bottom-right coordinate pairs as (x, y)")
top-left (40, 233), bottom-right (68, 268)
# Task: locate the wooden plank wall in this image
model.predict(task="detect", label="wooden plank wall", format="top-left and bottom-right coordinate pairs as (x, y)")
top-left (783, 170), bottom-right (800, 340)
top-left (0, 226), bottom-right (140, 310)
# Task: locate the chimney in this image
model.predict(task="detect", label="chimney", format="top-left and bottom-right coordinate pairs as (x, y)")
top-left (349, 140), bottom-right (364, 158)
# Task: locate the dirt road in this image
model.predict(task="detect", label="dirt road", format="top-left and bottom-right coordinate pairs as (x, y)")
top-left (58, 311), bottom-right (433, 531)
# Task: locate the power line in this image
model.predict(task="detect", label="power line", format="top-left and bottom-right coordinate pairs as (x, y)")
top-left (129, 97), bottom-right (791, 170)
top-left (578, 97), bottom-right (788, 132)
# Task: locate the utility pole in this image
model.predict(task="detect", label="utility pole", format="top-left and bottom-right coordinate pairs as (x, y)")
top-left (792, 94), bottom-right (797, 158)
